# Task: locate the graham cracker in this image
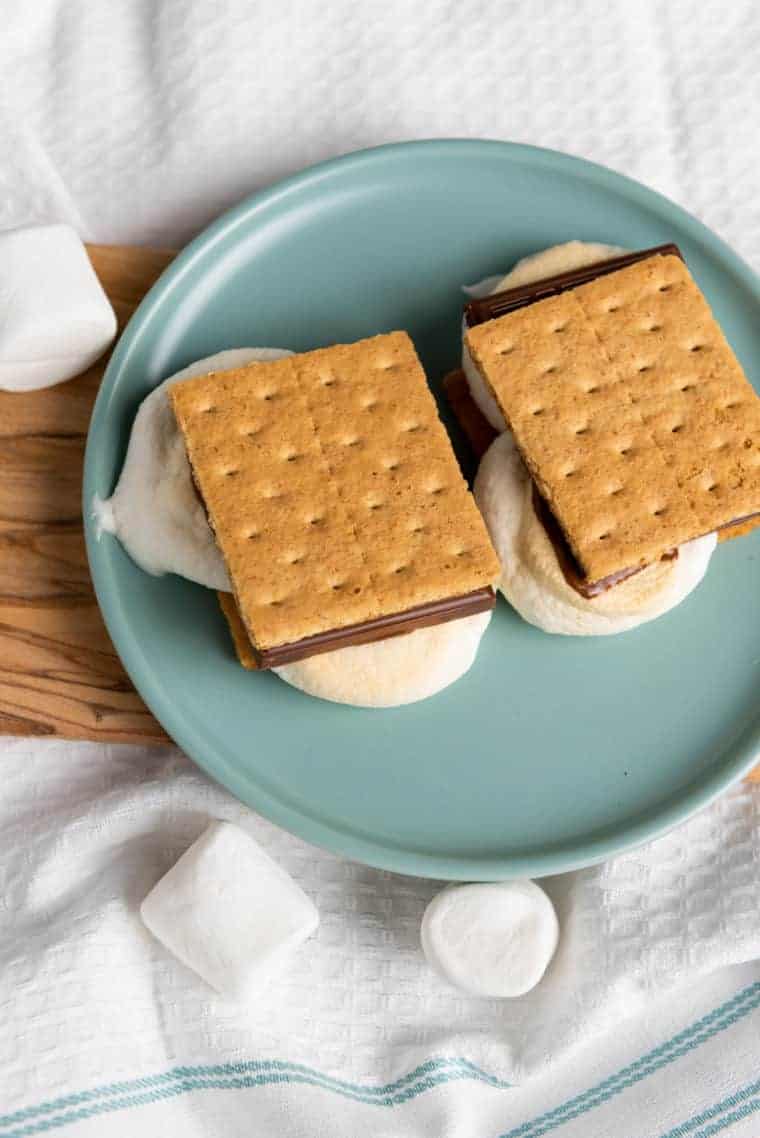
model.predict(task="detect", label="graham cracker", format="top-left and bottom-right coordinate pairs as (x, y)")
top-left (218, 592), bottom-right (258, 669)
top-left (719, 516), bottom-right (760, 542)
top-left (466, 253), bottom-right (760, 580)
top-left (171, 332), bottom-right (499, 653)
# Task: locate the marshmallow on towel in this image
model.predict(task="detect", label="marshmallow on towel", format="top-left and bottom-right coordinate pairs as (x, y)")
top-left (0, 224), bottom-right (117, 392)
top-left (140, 820), bottom-right (319, 999)
top-left (421, 880), bottom-right (559, 998)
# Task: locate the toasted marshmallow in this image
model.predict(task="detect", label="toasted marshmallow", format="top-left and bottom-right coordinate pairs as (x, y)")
top-left (274, 609), bottom-right (492, 708)
top-left (474, 433), bottom-right (716, 636)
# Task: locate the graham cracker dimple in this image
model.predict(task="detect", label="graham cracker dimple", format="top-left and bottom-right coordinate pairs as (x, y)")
top-left (466, 253), bottom-right (760, 580)
top-left (171, 332), bottom-right (499, 653)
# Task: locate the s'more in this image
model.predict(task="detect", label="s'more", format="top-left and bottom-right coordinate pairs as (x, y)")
top-left (450, 243), bottom-right (760, 635)
top-left (169, 331), bottom-right (500, 680)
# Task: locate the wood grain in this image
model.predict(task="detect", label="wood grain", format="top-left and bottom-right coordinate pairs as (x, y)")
top-left (0, 245), bottom-right (174, 743)
top-left (0, 243), bottom-right (757, 781)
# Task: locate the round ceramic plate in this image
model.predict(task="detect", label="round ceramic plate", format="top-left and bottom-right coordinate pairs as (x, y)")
top-left (84, 140), bottom-right (760, 880)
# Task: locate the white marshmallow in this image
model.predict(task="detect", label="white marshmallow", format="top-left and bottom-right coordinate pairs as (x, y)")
top-left (140, 820), bottom-right (319, 999)
top-left (421, 880), bottom-right (559, 998)
top-left (0, 224), bottom-right (117, 392)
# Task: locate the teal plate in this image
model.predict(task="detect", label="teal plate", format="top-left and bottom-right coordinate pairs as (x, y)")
top-left (84, 141), bottom-right (760, 880)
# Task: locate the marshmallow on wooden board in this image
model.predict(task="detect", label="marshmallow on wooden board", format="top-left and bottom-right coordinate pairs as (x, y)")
top-left (421, 880), bottom-right (559, 998)
top-left (140, 821), bottom-right (319, 999)
top-left (0, 224), bottom-right (117, 392)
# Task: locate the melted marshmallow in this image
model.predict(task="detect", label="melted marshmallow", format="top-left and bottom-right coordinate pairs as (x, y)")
top-left (95, 348), bottom-right (292, 589)
top-left (474, 433), bottom-right (716, 636)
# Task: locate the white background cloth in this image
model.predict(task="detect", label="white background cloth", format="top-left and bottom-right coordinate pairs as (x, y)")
top-left (1, 2), bottom-right (759, 1135)
top-left (2, 741), bottom-right (759, 1138)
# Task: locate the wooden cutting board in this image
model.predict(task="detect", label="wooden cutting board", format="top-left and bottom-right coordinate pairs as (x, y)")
top-left (1, 243), bottom-right (757, 778)
top-left (0, 245), bottom-right (173, 744)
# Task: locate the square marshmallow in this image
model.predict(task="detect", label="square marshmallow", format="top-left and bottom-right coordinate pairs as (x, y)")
top-left (140, 821), bottom-right (319, 999)
top-left (0, 223), bottom-right (117, 392)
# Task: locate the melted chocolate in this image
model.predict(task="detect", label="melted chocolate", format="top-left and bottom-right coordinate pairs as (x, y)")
top-left (464, 244), bottom-right (683, 327)
top-left (530, 486), bottom-right (678, 598)
top-left (254, 587), bottom-right (496, 668)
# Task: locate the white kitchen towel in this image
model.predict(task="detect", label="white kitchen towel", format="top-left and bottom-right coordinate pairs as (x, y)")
top-left (0, 0), bottom-right (758, 275)
top-left (0, 739), bottom-right (758, 1138)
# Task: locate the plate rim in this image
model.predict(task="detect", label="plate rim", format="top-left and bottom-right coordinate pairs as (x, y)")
top-left (84, 138), bottom-right (760, 879)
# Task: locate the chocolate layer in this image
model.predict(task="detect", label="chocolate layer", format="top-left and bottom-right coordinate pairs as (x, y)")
top-left (464, 243), bottom-right (683, 327)
top-left (253, 587), bottom-right (496, 668)
top-left (443, 370), bottom-right (498, 459)
top-left (530, 486), bottom-right (678, 597)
